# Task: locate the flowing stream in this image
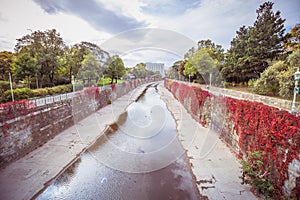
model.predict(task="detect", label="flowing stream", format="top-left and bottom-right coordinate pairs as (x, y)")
top-left (36, 84), bottom-right (201, 200)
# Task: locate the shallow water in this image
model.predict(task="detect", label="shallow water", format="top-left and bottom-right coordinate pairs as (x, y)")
top-left (36, 84), bottom-right (200, 200)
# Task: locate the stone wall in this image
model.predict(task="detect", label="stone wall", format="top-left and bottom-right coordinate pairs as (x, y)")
top-left (164, 79), bottom-right (300, 198)
top-left (0, 78), bottom-right (160, 168)
top-left (195, 83), bottom-right (300, 112)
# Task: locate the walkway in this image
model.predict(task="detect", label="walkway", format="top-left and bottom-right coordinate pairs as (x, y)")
top-left (0, 82), bottom-right (257, 200)
top-left (158, 84), bottom-right (256, 199)
top-left (0, 83), bottom-right (150, 200)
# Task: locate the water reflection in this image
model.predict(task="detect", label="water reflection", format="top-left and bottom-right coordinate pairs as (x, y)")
top-left (36, 85), bottom-right (200, 200)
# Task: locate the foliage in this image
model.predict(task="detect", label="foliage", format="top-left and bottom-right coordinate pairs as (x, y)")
top-left (105, 55), bottom-right (126, 84)
top-left (240, 151), bottom-right (274, 198)
top-left (251, 61), bottom-right (287, 96)
top-left (11, 52), bottom-right (37, 88)
top-left (0, 85), bottom-right (72, 103)
top-left (15, 29), bottom-right (66, 87)
top-left (186, 48), bottom-right (218, 84)
top-left (97, 77), bottom-right (112, 86)
top-left (197, 39), bottom-right (225, 63)
top-left (178, 40), bottom-right (224, 84)
top-left (0, 100), bottom-right (35, 126)
top-left (0, 51), bottom-right (13, 80)
top-left (78, 52), bottom-right (101, 85)
top-left (283, 24), bottom-right (300, 53)
top-left (165, 79), bottom-right (300, 198)
top-left (222, 2), bottom-right (285, 82)
top-left (251, 49), bottom-right (300, 98)
top-left (0, 80), bottom-right (14, 93)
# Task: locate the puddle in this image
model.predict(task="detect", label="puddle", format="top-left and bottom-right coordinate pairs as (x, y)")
top-left (36, 84), bottom-right (201, 200)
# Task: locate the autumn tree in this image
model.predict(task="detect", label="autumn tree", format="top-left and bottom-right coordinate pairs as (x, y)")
top-left (283, 24), bottom-right (300, 53)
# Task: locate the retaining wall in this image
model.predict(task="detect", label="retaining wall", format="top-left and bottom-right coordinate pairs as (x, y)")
top-left (164, 79), bottom-right (300, 198)
top-left (0, 78), bottom-right (159, 168)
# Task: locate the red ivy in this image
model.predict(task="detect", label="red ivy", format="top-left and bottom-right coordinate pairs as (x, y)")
top-left (165, 79), bottom-right (300, 197)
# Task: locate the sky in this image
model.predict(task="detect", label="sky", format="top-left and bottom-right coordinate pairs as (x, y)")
top-left (0, 0), bottom-right (299, 68)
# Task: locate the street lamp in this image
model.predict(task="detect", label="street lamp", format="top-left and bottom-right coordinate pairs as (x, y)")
top-left (291, 68), bottom-right (300, 115)
top-left (71, 75), bottom-right (75, 93)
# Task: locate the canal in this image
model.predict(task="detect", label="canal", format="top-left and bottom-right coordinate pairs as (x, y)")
top-left (36, 84), bottom-right (201, 199)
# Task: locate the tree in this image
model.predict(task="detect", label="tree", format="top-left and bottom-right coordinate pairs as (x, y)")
top-left (105, 55), bottom-right (126, 84)
top-left (78, 52), bottom-right (101, 86)
top-left (11, 52), bottom-right (37, 88)
top-left (15, 29), bottom-right (66, 87)
top-left (74, 41), bottom-right (110, 66)
top-left (186, 48), bottom-right (217, 84)
top-left (251, 49), bottom-right (300, 98)
top-left (183, 61), bottom-right (197, 79)
top-left (0, 51), bottom-right (13, 80)
top-left (284, 24), bottom-right (300, 53)
top-left (197, 39), bottom-right (225, 62)
top-left (223, 2), bottom-right (285, 82)
top-left (279, 49), bottom-right (300, 98)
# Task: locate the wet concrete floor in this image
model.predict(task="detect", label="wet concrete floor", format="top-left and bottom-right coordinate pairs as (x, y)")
top-left (35, 84), bottom-right (203, 200)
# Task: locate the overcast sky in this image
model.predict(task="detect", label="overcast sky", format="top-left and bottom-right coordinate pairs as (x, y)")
top-left (0, 0), bottom-right (299, 67)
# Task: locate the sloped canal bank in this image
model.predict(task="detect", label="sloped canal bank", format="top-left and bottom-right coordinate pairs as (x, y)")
top-left (35, 84), bottom-right (203, 200)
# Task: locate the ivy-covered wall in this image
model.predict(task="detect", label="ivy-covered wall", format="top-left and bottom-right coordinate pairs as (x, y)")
top-left (164, 79), bottom-right (300, 198)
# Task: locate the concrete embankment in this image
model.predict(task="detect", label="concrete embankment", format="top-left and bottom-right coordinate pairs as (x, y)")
top-left (0, 82), bottom-right (152, 200)
top-left (158, 83), bottom-right (257, 200)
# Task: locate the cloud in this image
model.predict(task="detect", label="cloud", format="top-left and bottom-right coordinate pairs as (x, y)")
top-left (33, 0), bottom-right (148, 33)
top-left (151, 0), bottom-right (266, 50)
top-left (141, 0), bottom-right (200, 16)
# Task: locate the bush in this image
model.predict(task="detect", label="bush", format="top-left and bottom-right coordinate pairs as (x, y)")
top-left (0, 80), bottom-right (13, 91)
top-left (251, 61), bottom-right (287, 96)
top-left (0, 85), bottom-right (73, 103)
top-left (278, 67), bottom-right (296, 98)
top-left (240, 151), bottom-right (274, 198)
top-left (2, 88), bottom-right (35, 103)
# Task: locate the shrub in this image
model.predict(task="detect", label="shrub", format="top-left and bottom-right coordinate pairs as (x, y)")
top-left (240, 151), bottom-right (274, 198)
top-left (251, 61), bottom-right (287, 96)
top-left (0, 80), bottom-right (13, 91)
top-left (1, 85), bottom-right (73, 103)
top-left (278, 67), bottom-right (296, 98)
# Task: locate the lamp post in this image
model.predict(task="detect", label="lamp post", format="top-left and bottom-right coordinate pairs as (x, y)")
top-left (291, 68), bottom-right (300, 115)
top-left (71, 75), bottom-right (75, 93)
top-left (9, 72), bottom-right (14, 101)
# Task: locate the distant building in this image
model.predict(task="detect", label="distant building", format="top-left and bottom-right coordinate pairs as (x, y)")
top-left (145, 62), bottom-right (165, 77)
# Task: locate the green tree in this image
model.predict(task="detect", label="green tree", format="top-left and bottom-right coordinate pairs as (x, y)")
top-left (183, 61), bottom-right (197, 78)
top-left (105, 55), bottom-right (126, 84)
top-left (197, 39), bottom-right (225, 63)
top-left (223, 2), bottom-right (285, 82)
top-left (186, 48), bottom-right (217, 84)
top-left (12, 52), bottom-right (37, 88)
top-left (0, 51), bottom-right (14, 80)
top-left (167, 60), bottom-right (182, 79)
top-left (79, 52), bottom-right (101, 86)
top-left (15, 29), bottom-right (66, 87)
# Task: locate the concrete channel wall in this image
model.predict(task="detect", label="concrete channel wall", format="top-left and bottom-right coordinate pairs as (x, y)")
top-left (164, 79), bottom-right (300, 198)
top-left (0, 78), bottom-right (159, 168)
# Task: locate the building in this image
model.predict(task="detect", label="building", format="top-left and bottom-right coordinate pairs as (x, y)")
top-left (145, 62), bottom-right (165, 77)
